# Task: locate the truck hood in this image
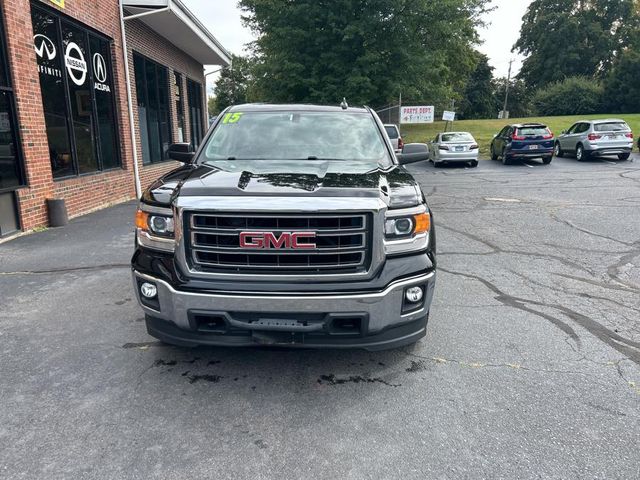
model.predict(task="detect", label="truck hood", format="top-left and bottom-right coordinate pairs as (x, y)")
top-left (141, 160), bottom-right (422, 209)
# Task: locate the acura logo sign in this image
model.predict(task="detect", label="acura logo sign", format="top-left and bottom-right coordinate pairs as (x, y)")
top-left (93, 53), bottom-right (107, 84)
top-left (239, 232), bottom-right (317, 250)
top-left (64, 42), bottom-right (87, 86)
top-left (33, 34), bottom-right (56, 61)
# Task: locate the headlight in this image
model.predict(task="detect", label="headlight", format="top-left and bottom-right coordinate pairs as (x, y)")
top-left (135, 210), bottom-right (174, 237)
top-left (149, 215), bottom-right (175, 236)
top-left (384, 212), bottom-right (430, 239)
top-left (135, 206), bottom-right (176, 252)
top-left (384, 207), bottom-right (431, 255)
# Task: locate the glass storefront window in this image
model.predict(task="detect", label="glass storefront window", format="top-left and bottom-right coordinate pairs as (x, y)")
top-left (90, 36), bottom-right (119, 170)
top-left (0, 92), bottom-right (22, 190)
top-left (174, 72), bottom-right (185, 143)
top-left (0, 6), bottom-right (25, 191)
top-left (31, 4), bottom-right (121, 179)
top-left (187, 79), bottom-right (204, 150)
top-left (134, 53), bottom-right (172, 165)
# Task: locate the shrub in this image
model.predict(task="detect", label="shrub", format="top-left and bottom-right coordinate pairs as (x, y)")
top-left (532, 77), bottom-right (603, 116)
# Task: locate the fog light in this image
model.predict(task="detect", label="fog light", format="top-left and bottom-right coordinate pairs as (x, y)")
top-left (405, 286), bottom-right (424, 303)
top-left (140, 282), bottom-right (157, 299)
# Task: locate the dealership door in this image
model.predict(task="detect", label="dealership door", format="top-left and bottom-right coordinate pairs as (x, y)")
top-left (187, 79), bottom-right (204, 150)
top-left (0, 7), bottom-right (24, 236)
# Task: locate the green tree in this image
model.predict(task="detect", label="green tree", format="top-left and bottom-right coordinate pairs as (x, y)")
top-left (493, 78), bottom-right (533, 119)
top-left (213, 55), bottom-right (257, 112)
top-left (208, 96), bottom-right (217, 117)
top-left (532, 76), bottom-right (603, 116)
top-left (459, 53), bottom-right (498, 119)
top-left (239, 0), bottom-right (489, 107)
top-left (515, 0), bottom-right (640, 90)
top-left (602, 49), bottom-right (640, 113)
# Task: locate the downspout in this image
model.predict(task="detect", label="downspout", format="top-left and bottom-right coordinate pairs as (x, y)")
top-left (118, 0), bottom-right (172, 199)
top-left (119, 0), bottom-right (142, 199)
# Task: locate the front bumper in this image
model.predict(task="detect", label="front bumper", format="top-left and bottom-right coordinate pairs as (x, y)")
top-left (133, 269), bottom-right (436, 350)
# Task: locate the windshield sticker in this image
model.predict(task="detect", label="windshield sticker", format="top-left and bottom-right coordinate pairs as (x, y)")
top-left (222, 112), bottom-right (243, 124)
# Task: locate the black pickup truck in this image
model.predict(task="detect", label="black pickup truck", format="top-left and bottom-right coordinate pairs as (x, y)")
top-left (132, 104), bottom-right (436, 350)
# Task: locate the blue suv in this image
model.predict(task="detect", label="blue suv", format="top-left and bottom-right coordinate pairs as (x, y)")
top-left (490, 123), bottom-right (555, 165)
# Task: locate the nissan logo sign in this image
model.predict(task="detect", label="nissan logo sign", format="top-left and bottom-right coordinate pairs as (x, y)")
top-left (64, 42), bottom-right (87, 86)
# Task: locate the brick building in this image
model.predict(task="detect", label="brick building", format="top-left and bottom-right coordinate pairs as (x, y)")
top-left (0, 0), bottom-right (230, 237)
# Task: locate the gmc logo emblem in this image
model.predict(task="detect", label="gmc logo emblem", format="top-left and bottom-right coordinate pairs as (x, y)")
top-left (239, 232), bottom-right (316, 249)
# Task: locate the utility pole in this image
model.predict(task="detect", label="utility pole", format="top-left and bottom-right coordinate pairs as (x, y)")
top-left (398, 92), bottom-right (402, 125)
top-left (502, 58), bottom-right (514, 119)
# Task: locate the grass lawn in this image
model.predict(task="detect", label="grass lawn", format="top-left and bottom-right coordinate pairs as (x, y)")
top-left (400, 114), bottom-right (640, 158)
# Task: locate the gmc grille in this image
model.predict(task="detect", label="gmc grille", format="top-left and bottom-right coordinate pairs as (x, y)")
top-left (185, 212), bottom-right (371, 274)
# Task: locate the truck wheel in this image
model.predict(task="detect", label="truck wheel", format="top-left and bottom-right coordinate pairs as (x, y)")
top-left (618, 152), bottom-right (631, 161)
top-left (542, 156), bottom-right (552, 165)
top-left (576, 144), bottom-right (589, 162)
top-left (554, 142), bottom-right (564, 158)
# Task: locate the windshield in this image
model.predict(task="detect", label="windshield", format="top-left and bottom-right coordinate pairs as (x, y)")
top-left (202, 111), bottom-right (391, 167)
top-left (441, 133), bottom-right (474, 142)
top-left (384, 126), bottom-right (399, 139)
top-left (594, 122), bottom-right (629, 132)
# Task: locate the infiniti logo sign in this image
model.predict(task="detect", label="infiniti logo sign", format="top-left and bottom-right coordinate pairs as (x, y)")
top-left (33, 34), bottom-right (56, 61)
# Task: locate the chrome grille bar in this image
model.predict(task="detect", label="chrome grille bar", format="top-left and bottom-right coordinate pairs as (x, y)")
top-left (186, 212), bottom-right (370, 274)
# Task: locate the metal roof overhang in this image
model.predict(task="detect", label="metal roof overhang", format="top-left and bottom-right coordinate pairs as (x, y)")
top-left (123, 0), bottom-right (231, 66)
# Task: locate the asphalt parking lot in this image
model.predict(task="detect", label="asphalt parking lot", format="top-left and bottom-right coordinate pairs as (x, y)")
top-left (1, 154), bottom-right (639, 479)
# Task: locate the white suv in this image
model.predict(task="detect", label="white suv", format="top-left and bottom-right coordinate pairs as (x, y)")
top-left (555, 119), bottom-right (634, 161)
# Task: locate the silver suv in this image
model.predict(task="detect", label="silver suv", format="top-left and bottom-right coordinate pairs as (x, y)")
top-left (555, 119), bottom-right (634, 161)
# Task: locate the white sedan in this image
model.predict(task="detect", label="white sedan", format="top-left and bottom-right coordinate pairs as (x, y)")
top-left (429, 132), bottom-right (479, 168)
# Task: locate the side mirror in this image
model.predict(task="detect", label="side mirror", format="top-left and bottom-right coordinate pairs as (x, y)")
top-left (168, 143), bottom-right (195, 163)
top-left (397, 143), bottom-right (429, 165)
top-left (561, 130), bottom-right (567, 134)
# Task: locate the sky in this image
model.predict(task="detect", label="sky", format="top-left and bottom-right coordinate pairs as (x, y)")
top-left (184, 0), bottom-right (534, 96)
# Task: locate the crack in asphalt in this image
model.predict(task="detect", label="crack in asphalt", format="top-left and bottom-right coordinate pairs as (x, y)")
top-left (402, 350), bottom-right (598, 378)
top-left (507, 269), bottom-right (640, 315)
top-left (547, 210), bottom-right (635, 247)
top-left (553, 272), bottom-right (639, 294)
top-left (606, 244), bottom-right (640, 290)
top-left (437, 223), bottom-right (595, 274)
top-left (439, 268), bottom-right (640, 366)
